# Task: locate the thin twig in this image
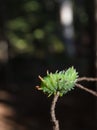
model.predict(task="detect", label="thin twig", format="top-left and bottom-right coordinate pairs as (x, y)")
top-left (50, 91), bottom-right (60, 130)
top-left (75, 83), bottom-right (97, 97)
top-left (77, 77), bottom-right (97, 82)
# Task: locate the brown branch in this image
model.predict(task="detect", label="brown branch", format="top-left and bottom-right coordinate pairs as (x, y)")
top-left (77, 77), bottom-right (97, 82)
top-left (75, 83), bottom-right (97, 97)
top-left (50, 92), bottom-right (60, 130)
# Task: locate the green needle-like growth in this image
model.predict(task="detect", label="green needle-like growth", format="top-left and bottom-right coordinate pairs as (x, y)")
top-left (37, 67), bottom-right (78, 96)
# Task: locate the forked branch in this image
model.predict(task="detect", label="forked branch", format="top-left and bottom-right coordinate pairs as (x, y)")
top-left (37, 68), bottom-right (97, 130)
top-left (76, 77), bottom-right (97, 97)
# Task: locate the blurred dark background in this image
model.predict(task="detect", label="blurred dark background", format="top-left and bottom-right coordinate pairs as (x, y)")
top-left (0, 0), bottom-right (97, 130)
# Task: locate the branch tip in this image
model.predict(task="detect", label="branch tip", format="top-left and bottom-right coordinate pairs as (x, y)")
top-left (36, 86), bottom-right (41, 90)
top-left (38, 75), bottom-right (44, 81)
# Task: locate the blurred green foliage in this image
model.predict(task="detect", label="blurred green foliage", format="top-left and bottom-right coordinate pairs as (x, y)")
top-left (5, 0), bottom-right (64, 57)
top-left (4, 0), bottom-right (89, 57)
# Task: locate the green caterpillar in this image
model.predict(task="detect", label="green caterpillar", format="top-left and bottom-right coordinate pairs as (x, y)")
top-left (37, 67), bottom-right (78, 96)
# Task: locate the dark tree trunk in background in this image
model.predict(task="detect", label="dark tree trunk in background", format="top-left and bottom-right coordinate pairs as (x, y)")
top-left (95, 1), bottom-right (97, 77)
top-left (0, 0), bottom-right (14, 91)
top-left (0, 0), bottom-right (16, 129)
top-left (0, 0), bottom-right (8, 86)
top-left (94, 0), bottom-right (97, 125)
top-left (94, 0), bottom-right (97, 86)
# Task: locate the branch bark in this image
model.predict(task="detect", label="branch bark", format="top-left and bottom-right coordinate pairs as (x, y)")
top-left (77, 77), bottom-right (97, 82)
top-left (50, 92), bottom-right (60, 130)
top-left (75, 83), bottom-right (97, 97)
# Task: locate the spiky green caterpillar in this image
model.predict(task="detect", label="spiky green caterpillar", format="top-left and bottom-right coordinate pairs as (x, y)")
top-left (37, 67), bottom-right (78, 96)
